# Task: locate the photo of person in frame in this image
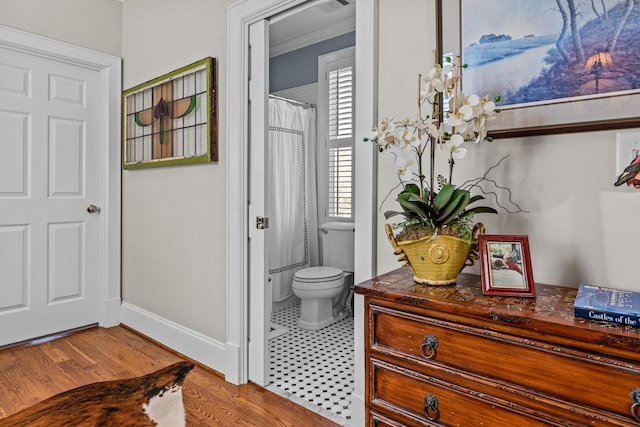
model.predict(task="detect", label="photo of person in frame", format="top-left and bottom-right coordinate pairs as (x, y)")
top-left (488, 242), bottom-right (526, 289)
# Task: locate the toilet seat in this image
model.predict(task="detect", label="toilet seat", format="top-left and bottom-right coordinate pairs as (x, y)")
top-left (292, 266), bottom-right (348, 331)
top-left (294, 266), bottom-right (343, 283)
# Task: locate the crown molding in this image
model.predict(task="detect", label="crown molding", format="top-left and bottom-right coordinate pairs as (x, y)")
top-left (269, 16), bottom-right (353, 57)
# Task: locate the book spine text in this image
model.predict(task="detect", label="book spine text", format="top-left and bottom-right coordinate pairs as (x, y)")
top-left (574, 307), bottom-right (640, 326)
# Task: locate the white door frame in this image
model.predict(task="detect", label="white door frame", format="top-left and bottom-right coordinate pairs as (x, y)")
top-left (247, 18), bottom-right (271, 386)
top-left (226, 2), bottom-right (378, 422)
top-left (0, 25), bottom-right (122, 329)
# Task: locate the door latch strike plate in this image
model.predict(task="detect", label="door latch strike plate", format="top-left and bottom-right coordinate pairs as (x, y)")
top-left (256, 216), bottom-right (269, 229)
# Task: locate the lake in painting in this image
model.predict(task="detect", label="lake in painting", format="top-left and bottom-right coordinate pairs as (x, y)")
top-left (460, 0), bottom-right (640, 107)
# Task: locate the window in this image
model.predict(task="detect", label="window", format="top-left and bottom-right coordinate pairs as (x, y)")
top-left (328, 144), bottom-right (353, 218)
top-left (442, 52), bottom-right (454, 117)
top-left (319, 48), bottom-right (355, 222)
top-left (328, 66), bottom-right (353, 140)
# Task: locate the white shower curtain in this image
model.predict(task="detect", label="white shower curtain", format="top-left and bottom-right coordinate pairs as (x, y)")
top-left (267, 97), bottom-right (319, 303)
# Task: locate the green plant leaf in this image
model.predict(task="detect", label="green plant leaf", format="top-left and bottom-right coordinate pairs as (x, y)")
top-left (398, 196), bottom-right (430, 219)
top-left (468, 194), bottom-right (485, 204)
top-left (384, 210), bottom-right (415, 220)
top-left (435, 190), bottom-right (470, 224)
top-left (433, 184), bottom-right (456, 212)
top-left (403, 183), bottom-right (420, 195)
top-left (461, 206), bottom-right (498, 217)
top-left (396, 192), bottom-right (420, 211)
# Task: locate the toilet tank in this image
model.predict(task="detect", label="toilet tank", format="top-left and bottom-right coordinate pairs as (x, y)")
top-left (320, 222), bottom-right (355, 272)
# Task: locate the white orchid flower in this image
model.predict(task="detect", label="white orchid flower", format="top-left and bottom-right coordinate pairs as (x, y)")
top-left (475, 127), bottom-right (488, 143)
top-left (399, 118), bottom-right (422, 133)
top-left (431, 78), bottom-right (446, 93)
top-left (444, 77), bottom-right (456, 97)
top-left (472, 115), bottom-right (490, 142)
top-left (376, 133), bottom-right (397, 150)
top-left (446, 134), bottom-right (467, 159)
top-left (395, 152), bottom-right (418, 181)
top-left (466, 94), bottom-right (480, 106)
top-left (425, 63), bottom-right (452, 94)
top-left (427, 122), bottom-right (444, 144)
top-left (365, 56), bottom-right (501, 214)
top-left (369, 116), bottom-right (395, 141)
top-left (483, 100), bottom-right (497, 119)
top-left (447, 114), bottom-right (468, 134)
top-left (379, 116), bottom-right (394, 131)
top-left (421, 86), bottom-right (437, 102)
top-left (458, 104), bottom-right (474, 121)
top-left (398, 127), bottom-right (418, 148)
top-left (446, 115), bottom-right (463, 128)
top-left (369, 127), bottom-right (382, 141)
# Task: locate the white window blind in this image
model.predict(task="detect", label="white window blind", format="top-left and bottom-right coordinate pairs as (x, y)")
top-left (329, 66), bottom-right (353, 140)
top-left (327, 64), bottom-right (354, 219)
top-left (318, 47), bottom-right (355, 223)
top-left (328, 145), bottom-right (353, 218)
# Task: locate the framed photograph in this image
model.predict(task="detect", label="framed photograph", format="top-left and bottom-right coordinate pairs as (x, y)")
top-left (122, 57), bottom-right (217, 169)
top-left (479, 235), bottom-right (535, 297)
top-left (437, 0), bottom-right (640, 138)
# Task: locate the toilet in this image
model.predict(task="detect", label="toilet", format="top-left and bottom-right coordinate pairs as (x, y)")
top-left (292, 222), bottom-right (355, 330)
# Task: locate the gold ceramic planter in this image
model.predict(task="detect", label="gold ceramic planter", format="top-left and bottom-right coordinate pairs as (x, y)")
top-left (385, 223), bottom-right (484, 285)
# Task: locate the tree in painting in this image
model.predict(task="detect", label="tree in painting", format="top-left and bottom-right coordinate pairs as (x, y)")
top-left (512, 0), bottom-right (637, 103)
top-left (555, 1), bottom-right (631, 67)
top-left (462, 0), bottom-right (640, 106)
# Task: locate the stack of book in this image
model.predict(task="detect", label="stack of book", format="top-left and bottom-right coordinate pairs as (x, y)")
top-left (574, 283), bottom-right (640, 327)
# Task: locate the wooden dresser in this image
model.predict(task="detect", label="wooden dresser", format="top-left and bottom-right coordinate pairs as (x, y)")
top-left (354, 268), bottom-right (640, 426)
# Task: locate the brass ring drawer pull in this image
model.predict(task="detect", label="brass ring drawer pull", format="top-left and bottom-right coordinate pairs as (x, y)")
top-left (631, 388), bottom-right (640, 422)
top-left (419, 334), bottom-right (438, 359)
top-left (423, 393), bottom-right (439, 421)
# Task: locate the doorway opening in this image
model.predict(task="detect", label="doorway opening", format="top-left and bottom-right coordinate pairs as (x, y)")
top-left (264, 2), bottom-right (355, 423)
top-left (226, 2), bottom-right (377, 426)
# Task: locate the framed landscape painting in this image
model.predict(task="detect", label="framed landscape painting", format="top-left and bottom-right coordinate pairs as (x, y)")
top-left (439, 0), bottom-right (640, 138)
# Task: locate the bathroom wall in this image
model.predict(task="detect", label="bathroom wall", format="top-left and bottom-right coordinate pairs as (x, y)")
top-left (376, 0), bottom-right (640, 292)
top-left (270, 32), bottom-right (355, 92)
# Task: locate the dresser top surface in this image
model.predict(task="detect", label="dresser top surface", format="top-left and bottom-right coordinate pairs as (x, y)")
top-left (355, 267), bottom-right (640, 344)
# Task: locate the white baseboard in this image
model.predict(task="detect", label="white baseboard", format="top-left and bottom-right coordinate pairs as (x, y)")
top-left (120, 302), bottom-right (226, 374)
top-left (100, 297), bottom-right (122, 327)
top-left (224, 341), bottom-right (242, 385)
top-left (351, 393), bottom-right (365, 426)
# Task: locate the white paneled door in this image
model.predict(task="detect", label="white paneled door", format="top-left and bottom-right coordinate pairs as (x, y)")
top-left (0, 45), bottom-right (101, 346)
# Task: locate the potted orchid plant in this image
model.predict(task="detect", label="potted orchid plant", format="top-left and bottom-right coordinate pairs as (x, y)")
top-left (365, 56), bottom-right (503, 284)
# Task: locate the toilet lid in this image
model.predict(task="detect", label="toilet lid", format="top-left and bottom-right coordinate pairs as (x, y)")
top-left (294, 266), bottom-right (343, 282)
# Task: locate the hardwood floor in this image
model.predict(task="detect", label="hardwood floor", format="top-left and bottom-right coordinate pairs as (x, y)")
top-left (0, 326), bottom-right (340, 426)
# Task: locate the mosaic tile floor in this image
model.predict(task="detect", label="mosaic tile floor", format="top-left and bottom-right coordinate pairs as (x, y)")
top-left (266, 303), bottom-right (354, 426)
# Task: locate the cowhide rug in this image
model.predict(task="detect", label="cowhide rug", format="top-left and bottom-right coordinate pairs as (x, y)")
top-left (0, 361), bottom-right (194, 427)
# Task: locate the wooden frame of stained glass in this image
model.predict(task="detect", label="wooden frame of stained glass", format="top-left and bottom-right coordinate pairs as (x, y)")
top-left (122, 57), bottom-right (217, 169)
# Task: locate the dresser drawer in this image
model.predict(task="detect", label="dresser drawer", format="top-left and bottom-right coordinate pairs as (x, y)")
top-left (370, 411), bottom-right (407, 427)
top-left (370, 304), bottom-right (640, 420)
top-left (371, 359), bottom-right (550, 427)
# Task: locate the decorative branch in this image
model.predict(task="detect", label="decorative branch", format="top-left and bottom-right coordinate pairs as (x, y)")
top-left (460, 155), bottom-right (529, 214)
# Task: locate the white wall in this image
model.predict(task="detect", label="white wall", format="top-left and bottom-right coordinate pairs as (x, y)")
top-left (1, 0), bottom-right (230, 343)
top-left (121, 0), bottom-right (232, 341)
top-left (0, 0), bottom-right (122, 57)
top-left (376, 0), bottom-right (640, 291)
